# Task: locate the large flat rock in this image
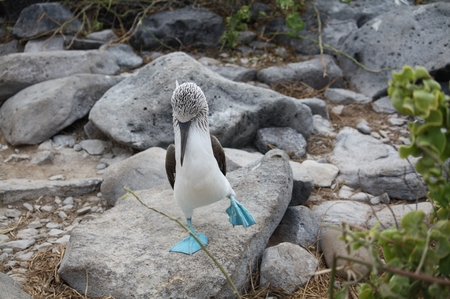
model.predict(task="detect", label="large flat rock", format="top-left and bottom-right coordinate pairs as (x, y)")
top-left (0, 50), bottom-right (120, 103)
top-left (337, 2), bottom-right (450, 96)
top-left (0, 178), bottom-right (102, 204)
top-left (58, 150), bottom-right (293, 298)
top-left (89, 52), bottom-right (313, 150)
top-left (330, 127), bottom-right (425, 200)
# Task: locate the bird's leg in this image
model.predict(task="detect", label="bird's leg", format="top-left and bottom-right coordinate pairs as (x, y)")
top-left (170, 218), bottom-right (208, 255)
top-left (226, 195), bottom-right (256, 228)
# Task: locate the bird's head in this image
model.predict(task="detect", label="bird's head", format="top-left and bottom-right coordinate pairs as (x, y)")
top-left (171, 82), bottom-right (208, 122)
top-left (171, 82), bottom-right (209, 166)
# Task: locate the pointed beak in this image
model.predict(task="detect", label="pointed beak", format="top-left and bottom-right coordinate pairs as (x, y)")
top-left (178, 121), bottom-right (191, 167)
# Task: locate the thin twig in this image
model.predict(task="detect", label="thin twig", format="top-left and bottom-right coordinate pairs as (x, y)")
top-left (312, 2), bottom-right (327, 77)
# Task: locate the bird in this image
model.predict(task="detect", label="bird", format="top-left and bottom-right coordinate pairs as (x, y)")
top-left (165, 81), bottom-right (256, 255)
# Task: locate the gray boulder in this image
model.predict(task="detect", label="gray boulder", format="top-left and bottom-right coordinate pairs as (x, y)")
top-left (0, 272), bottom-right (32, 299)
top-left (270, 206), bottom-right (321, 248)
top-left (0, 74), bottom-right (122, 146)
top-left (299, 98), bottom-right (329, 119)
top-left (0, 50), bottom-right (120, 103)
top-left (24, 36), bottom-right (67, 53)
top-left (101, 147), bottom-right (170, 206)
top-left (130, 7), bottom-right (224, 50)
top-left (257, 55), bottom-right (345, 90)
top-left (325, 88), bottom-right (371, 105)
top-left (0, 40), bottom-right (20, 57)
top-left (312, 200), bottom-right (373, 227)
top-left (208, 65), bottom-right (257, 82)
top-left (321, 229), bottom-right (371, 279)
top-left (337, 2), bottom-right (450, 96)
top-left (254, 127), bottom-right (307, 159)
top-left (101, 44), bottom-right (143, 69)
top-left (263, 0), bottom-right (411, 55)
top-left (0, 178), bottom-right (102, 204)
top-left (11, 3), bottom-right (82, 39)
top-left (260, 242), bottom-right (318, 293)
top-left (330, 127), bottom-right (426, 200)
top-left (58, 150), bottom-right (293, 298)
top-left (86, 29), bottom-right (118, 42)
top-left (89, 52), bottom-right (313, 150)
top-left (372, 96), bottom-right (397, 114)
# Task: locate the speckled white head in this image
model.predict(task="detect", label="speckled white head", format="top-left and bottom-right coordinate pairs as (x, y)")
top-left (171, 82), bottom-right (208, 124)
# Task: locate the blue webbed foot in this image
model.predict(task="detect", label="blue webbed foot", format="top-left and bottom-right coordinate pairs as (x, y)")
top-left (226, 195), bottom-right (256, 227)
top-left (170, 233), bottom-right (208, 255)
top-left (170, 218), bottom-right (208, 255)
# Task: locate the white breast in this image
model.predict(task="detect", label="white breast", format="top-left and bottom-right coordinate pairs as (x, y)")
top-left (174, 126), bottom-right (234, 218)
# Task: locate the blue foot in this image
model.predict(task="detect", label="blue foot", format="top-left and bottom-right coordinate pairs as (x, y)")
top-left (226, 195), bottom-right (256, 228)
top-left (170, 218), bottom-right (208, 255)
top-left (170, 233), bottom-right (208, 255)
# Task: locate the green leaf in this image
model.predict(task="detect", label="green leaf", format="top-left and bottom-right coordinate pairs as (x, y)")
top-left (286, 12), bottom-right (305, 33)
top-left (416, 126), bottom-right (446, 154)
top-left (414, 89), bottom-right (438, 115)
top-left (401, 210), bottom-right (425, 230)
top-left (423, 79), bottom-right (442, 92)
top-left (439, 254), bottom-right (450, 275)
top-left (414, 66), bottom-right (432, 81)
top-left (277, 0), bottom-right (295, 10)
top-left (357, 283), bottom-right (376, 299)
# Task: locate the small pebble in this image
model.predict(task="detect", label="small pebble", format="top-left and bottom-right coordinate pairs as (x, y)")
top-left (23, 203), bottom-right (34, 212)
top-left (96, 163), bottom-right (107, 170)
top-left (57, 211), bottom-right (68, 219)
top-left (77, 207), bottom-right (91, 216)
top-left (63, 197), bottom-right (74, 205)
top-left (49, 174), bottom-right (65, 181)
top-left (331, 105), bottom-right (344, 115)
top-left (73, 144), bottom-right (83, 151)
top-left (40, 206), bottom-right (54, 212)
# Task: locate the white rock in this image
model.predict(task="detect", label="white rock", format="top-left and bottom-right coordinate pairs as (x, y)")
top-left (23, 203), bottom-right (33, 212)
top-left (0, 239), bottom-right (35, 250)
top-left (36, 242), bottom-right (53, 252)
top-left (48, 229), bottom-right (66, 236)
top-left (57, 211), bottom-right (68, 219)
top-left (15, 251), bottom-right (34, 261)
top-left (40, 205), bottom-right (54, 212)
top-left (27, 219), bottom-right (42, 229)
top-left (77, 207), bottom-right (91, 216)
top-left (49, 174), bottom-right (65, 181)
top-left (0, 235), bottom-right (10, 245)
top-left (301, 160), bottom-right (339, 187)
top-left (331, 105), bottom-right (344, 115)
top-left (63, 197), bottom-right (74, 205)
top-left (312, 200), bottom-right (372, 226)
top-left (338, 185), bottom-right (354, 199)
top-left (55, 235), bottom-right (70, 244)
top-left (61, 204), bottom-right (73, 211)
top-left (46, 222), bottom-right (60, 229)
top-left (260, 242), bottom-right (318, 293)
top-left (5, 208), bottom-right (22, 218)
top-left (16, 228), bottom-right (39, 239)
top-left (349, 192), bottom-right (373, 202)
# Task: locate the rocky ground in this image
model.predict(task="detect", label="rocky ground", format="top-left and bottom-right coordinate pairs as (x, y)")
top-left (0, 59), bottom-right (409, 298)
top-left (1, 0), bottom-right (447, 298)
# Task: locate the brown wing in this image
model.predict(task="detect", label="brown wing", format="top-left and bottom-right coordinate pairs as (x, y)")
top-left (165, 144), bottom-right (176, 189)
top-left (211, 135), bottom-right (226, 176)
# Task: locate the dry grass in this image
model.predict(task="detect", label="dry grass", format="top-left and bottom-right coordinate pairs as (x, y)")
top-left (21, 246), bottom-right (113, 299)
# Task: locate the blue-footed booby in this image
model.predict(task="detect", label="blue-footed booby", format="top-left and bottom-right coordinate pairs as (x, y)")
top-left (165, 81), bottom-right (256, 255)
